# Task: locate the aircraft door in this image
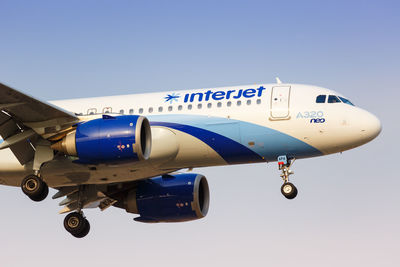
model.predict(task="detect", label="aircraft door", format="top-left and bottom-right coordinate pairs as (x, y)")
top-left (270, 86), bottom-right (291, 119)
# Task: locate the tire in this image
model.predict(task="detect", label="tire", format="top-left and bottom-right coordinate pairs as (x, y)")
top-left (28, 184), bottom-right (49, 202)
top-left (71, 219), bottom-right (90, 238)
top-left (281, 182), bottom-right (298, 199)
top-left (64, 212), bottom-right (86, 234)
top-left (21, 175), bottom-right (48, 201)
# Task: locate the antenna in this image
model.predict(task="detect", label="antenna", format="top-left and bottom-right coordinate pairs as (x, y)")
top-left (275, 77), bottom-right (282, 84)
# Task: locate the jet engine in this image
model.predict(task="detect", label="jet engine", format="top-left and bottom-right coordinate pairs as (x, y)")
top-left (52, 115), bottom-right (151, 163)
top-left (114, 173), bottom-right (210, 223)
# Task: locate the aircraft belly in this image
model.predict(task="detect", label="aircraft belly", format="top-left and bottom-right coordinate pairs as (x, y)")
top-left (39, 158), bottom-right (176, 187)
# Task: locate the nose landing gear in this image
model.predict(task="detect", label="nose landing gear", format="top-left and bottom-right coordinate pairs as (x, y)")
top-left (278, 155), bottom-right (298, 199)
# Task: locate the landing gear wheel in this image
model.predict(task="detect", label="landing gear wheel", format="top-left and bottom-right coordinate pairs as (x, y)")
top-left (71, 219), bottom-right (90, 238)
top-left (21, 175), bottom-right (49, 202)
top-left (281, 182), bottom-right (298, 199)
top-left (64, 212), bottom-right (90, 238)
top-left (29, 185), bottom-right (49, 202)
top-left (64, 212), bottom-right (86, 234)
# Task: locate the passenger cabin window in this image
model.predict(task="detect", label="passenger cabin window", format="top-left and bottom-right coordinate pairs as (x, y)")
top-left (178, 105), bottom-right (183, 111)
top-left (158, 107), bottom-right (163, 112)
top-left (316, 95), bottom-right (326, 103)
top-left (188, 104), bottom-right (192, 110)
top-left (87, 108), bottom-right (97, 115)
top-left (148, 107), bottom-right (153, 113)
top-left (256, 99), bottom-right (261, 104)
top-left (139, 108), bottom-right (143, 114)
top-left (119, 109), bottom-right (124, 114)
top-left (207, 103), bottom-right (212, 108)
top-left (338, 96), bottom-right (355, 106)
top-left (129, 109), bottom-right (134, 114)
top-left (328, 95), bottom-right (341, 103)
top-left (103, 107), bottom-right (112, 114)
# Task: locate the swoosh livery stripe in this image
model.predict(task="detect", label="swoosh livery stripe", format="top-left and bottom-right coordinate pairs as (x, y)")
top-left (150, 121), bottom-right (265, 164)
top-left (148, 115), bottom-right (323, 163)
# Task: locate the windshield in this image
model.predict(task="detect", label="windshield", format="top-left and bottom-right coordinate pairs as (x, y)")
top-left (338, 96), bottom-right (355, 106)
top-left (328, 95), bottom-right (341, 103)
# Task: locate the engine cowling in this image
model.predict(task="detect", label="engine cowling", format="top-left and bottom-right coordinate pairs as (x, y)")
top-left (119, 173), bottom-right (210, 223)
top-left (52, 115), bottom-right (151, 163)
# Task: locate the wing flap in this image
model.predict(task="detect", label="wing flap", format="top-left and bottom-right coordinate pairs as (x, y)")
top-left (0, 111), bottom-right (12, 126)
top-left (9, 137), bottom-right (37, 165)
top-left (0, 117), bottom-right (19, 139)
top-left (0, 129), bottom-right (36, 149)
top-left (0, 82), bottom-right (79, 165)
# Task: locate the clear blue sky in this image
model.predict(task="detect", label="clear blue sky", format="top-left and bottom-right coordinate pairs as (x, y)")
top-left (0, 1), bottom-right (399, 266)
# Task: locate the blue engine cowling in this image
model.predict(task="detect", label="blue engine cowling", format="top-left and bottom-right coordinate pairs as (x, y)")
top-left (123, 173), bottom-right (210, 223)
top-left (52, 115), bottom-right (152, 163)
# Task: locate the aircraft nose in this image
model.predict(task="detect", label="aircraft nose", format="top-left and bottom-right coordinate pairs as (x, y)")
top-left (360, 111), bottom-right (382, 142)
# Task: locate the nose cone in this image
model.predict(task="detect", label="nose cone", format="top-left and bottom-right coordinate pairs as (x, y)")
top-left (360, 111), bottom-right (382, 143)
top-left (320, 106), bottom-right (381, 154)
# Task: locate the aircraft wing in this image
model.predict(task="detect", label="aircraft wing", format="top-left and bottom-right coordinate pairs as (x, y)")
top-left (0, 82), bottom-right (79, 165)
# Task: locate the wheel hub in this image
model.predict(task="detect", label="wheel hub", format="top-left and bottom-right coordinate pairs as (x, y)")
top-left (283, 184), bottom-right (293, 194)
top-left (64, 212), bottom-right (90, 238)
top-left (67, 217), bottom-right (79, 228)
top-left (25, 179), bottom-right (38, 191)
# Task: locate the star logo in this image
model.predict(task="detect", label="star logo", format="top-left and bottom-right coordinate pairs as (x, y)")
top-left (164, 93), bottom-right (180, 104)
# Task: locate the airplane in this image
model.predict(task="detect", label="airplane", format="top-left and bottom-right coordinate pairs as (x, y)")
top-left (0, 78), bottom-right (381, 238)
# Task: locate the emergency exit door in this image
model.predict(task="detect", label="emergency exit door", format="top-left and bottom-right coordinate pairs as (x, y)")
top-left (270, 86), bottom-right (291, 119)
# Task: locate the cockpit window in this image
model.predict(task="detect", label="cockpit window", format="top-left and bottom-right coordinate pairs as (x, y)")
top-left (316, 95), bottom-right (326, 103)
top-left (338, 96), bottom-right (355, 106)
top-left (328, 95), bottom-right (341, 103)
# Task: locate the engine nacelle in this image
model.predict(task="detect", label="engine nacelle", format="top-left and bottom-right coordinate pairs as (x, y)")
top-left (119, 173), bottom-right (210, 223)
top-left (52, 115), bottom-right (151, 163)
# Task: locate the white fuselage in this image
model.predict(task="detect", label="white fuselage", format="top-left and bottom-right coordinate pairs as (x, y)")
top-left (0, 83), bottom-right (381, 187)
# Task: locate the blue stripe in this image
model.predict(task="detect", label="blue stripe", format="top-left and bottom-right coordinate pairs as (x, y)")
top-left (148, 115), bottom-right (323, 162)
top-left (150, 121), bottom-right (265, 164)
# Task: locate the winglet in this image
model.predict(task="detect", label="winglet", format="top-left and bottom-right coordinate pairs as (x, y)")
top-left (275, 77), bottom-right (282, 84)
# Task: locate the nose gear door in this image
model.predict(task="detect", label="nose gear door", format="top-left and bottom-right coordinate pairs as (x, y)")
top-left (270, 86), bottom-right (291, 120)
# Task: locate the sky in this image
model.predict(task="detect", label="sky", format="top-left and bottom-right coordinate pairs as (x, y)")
top-left (0, 0), bottom-right (399, 266)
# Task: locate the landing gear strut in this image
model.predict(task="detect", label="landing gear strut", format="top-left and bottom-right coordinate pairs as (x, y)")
top-left (278, 155), bottom-right (298, 199)
top-left (21, 174), bottom-right (49, 202)
top-left (63, 186), bottom-right (91, 238)
top-left (21, 140), bottom-right (53, 202)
